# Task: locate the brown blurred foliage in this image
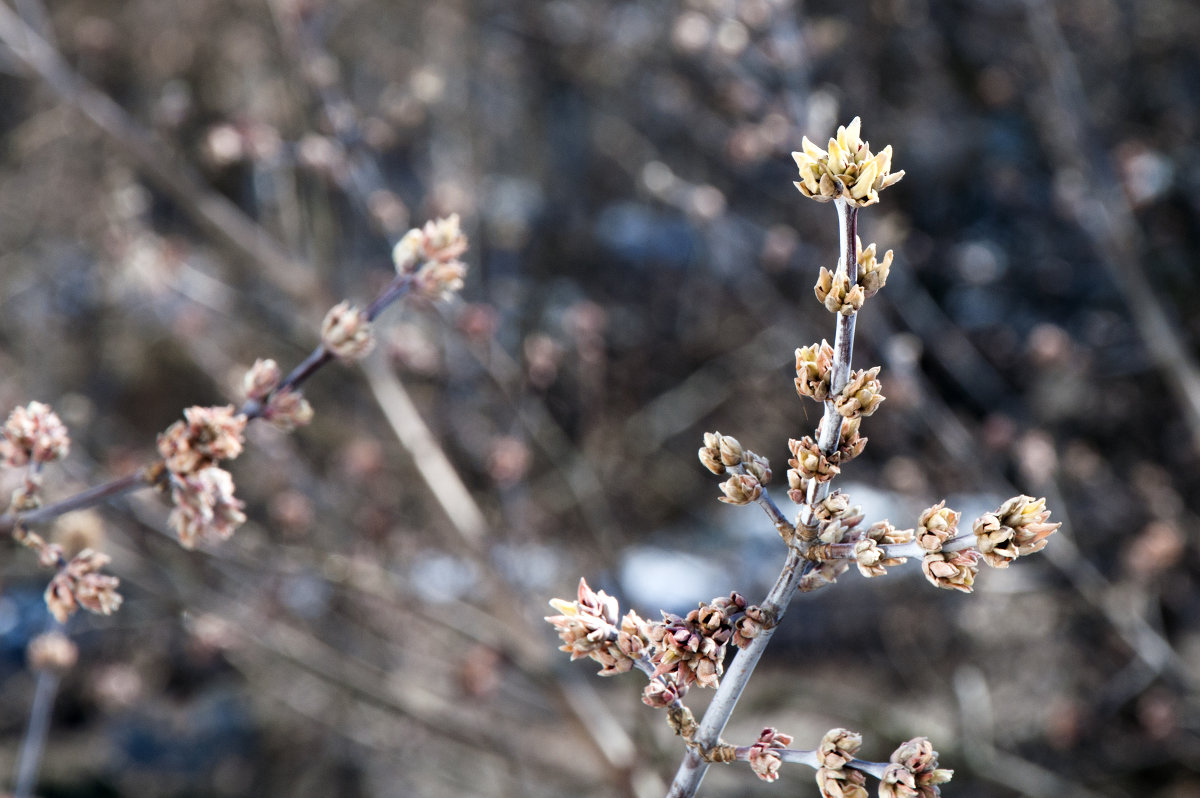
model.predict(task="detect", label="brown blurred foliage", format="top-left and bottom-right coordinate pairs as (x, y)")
top-left (0, 0), bottom-right (1198, 796)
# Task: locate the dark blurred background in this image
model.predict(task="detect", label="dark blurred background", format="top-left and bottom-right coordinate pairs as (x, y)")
top-left (0, 0), bottom-right (1197, 796)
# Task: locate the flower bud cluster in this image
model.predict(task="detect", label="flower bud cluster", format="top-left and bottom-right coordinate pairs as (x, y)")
top-left (321, 301), bottom-right (375, 361)
top-left (242, 359), bottom-right (314, 431)
top-left (788, 436), bottom-right (839, 487)
top-left (814, 492), bottom-right (865, 544)
top-left (915, 501), bottom-right (960, 553)
top-left (642, 672), bottom-right (688, 709)
top-left (392, 214), bottom-right (470, 302)
top-left (815, 728), bottom-right (868, 798)
top-left (813, 237), bottom-right (894, 315)
top-left (879, 737), bottom-right (953, 798)
top-left (748, 727), bottom-right (794, 783)
top-left (921, 549), bottom-right (982, 593)
top-left (544, 578), bottom-right (652, 677)
top-left (795, 341), bottom-right (835, 401)
top-left (649, 604), bottom-right (732, 689)
top-left (792, 117), bottom-right (904, 207)
top-left (1, 401), bottom-right (70, 468)
top-left (814, 268), bottom-right (864, 315)
top-left (856, 238), bottom-right (893, 298)
top-left (156, 405), bottom-right (248, 549)
top-left (972, 495), bottom-right (1060, 568)
top-left (834, 367), bottom-right (885, 419)
top-left (853, 521), bottom-right (914, 578)
top-left (44, 548), bottom-right (123, 623)
top-left (697, 432), bottom-right (772, 505)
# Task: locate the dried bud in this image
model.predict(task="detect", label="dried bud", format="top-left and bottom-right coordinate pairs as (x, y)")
top-left (242, 358), bottom-right (281, 401)
top-left (922, 549), bottom-right (981, 593)
top-left (815, 267), bottom-right (865, 315)
top-left (795, 340), bottom-right (835, 401)
top-left (857, 237), bottom-right (893, 297)
top-left (718, 473), bottom-right (762, 505)
top-left (2, 401), bottom-right (70, 466)
top-left (788, 437), bottom-right (840, 484)
top-left (167, 466), bottom-right (247, 548)
top-left (28, 631), bottom-right (78, 673)
top-left (834, 367), bottom-right (885, 419)
top-left (792, 117), bottom-right (904, 207)
top-left (321, 301), bottom-right (375, 361)
top-left (264, 389), bottom-right (314, 432)
top-left (916, 501), bottom-right (961, 552)
top-left (748, 727), bottom-right (793, 783)
top-left (973, 495), bottom-right (1060, 568)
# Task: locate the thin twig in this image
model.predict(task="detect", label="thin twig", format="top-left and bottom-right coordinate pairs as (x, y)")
top-left (13, 669), bottom-right (59, 798)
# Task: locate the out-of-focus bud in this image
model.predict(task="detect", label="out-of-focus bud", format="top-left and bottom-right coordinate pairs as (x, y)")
top-left (242, 358), bottom-right (281, 401)
top-left (28, 631), bottom-right (78, 673)
top-left (321, 301), bottom-right (375, 361)
top-left (2, 401), bottom-right (71, 466)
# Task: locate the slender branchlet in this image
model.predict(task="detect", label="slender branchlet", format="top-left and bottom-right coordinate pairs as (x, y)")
top-left (547, 117), bottom-right (1061, 797)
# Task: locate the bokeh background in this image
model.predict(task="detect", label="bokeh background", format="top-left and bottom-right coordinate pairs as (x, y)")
top-left (0, 0), bottom-right (1198, 796)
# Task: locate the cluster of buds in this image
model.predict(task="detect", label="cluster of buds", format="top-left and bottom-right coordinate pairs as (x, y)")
top-left (321, 300), bottom-right (375, 361)
top-left (795, 340), bottom-right (835, 401)
top-left (649, 603), bottom-right (733, 689)
top-left (788, 436), bottom-right (840, 488)
top-left (242, 358), bottom-right (314, 432)
top-left (915, 501), bottom-right (961, 553)
top-left (642, 672), bottom-right (689, 709)
top-left (973, 495), bottom-right (1061, 568)
top-left (1, 401), bottom-right (70, 468)
top-left (813, 237), bottom-right (895, 315)
top-left (392, 214), bottom-right (470, 301)
top-left (792, 117), bottom-right (904, 207)
top-left (922, 549), bottom-right (982, 593)
top-left (812, 491), bottom-right (865, 544)
top-left (834, 367), bottom-right (885, 419)
top-left (156, 405), bottom-right (248, 548)
top-left (815, 728), bottom-right (868, 798)
top-left (853, 521), bottom-right (914, 578)
top-left (544, 578), bottom-right (652, 678)
top-left (44, 548), bottom-right (123, 624)
top-left (698, 432), bottom-right (772, 506)
top-left (856, 238), bottom-right (893, 298)
top-left (747, 727), bottom-right (794, 783)
top-left (879, 737), bottom-right (953, 798)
